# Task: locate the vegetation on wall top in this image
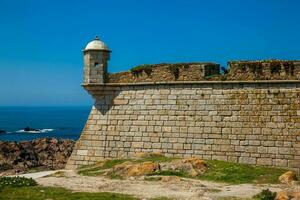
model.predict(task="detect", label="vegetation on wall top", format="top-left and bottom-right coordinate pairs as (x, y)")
top-left (129, 62), bottom-right (219, 78)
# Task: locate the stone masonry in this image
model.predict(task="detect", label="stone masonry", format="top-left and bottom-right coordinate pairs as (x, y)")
top-left (66, 38), bottom-right (300, 171)
top-left (108, 63), bottom-right (220, 83)
top-left (66, 81), bottom-right (300, 171)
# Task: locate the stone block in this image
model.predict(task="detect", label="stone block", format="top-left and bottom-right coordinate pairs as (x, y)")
top-left (173, 143), bottom-right (183, 150)
top-left (113, 99), bottom-right (128, 105)
top-left (239, 157), bottom-right (256, 165)
top-left (273, 159), bottom-right (288, 167)
top-left (77, 150), bottom-right (88, 156)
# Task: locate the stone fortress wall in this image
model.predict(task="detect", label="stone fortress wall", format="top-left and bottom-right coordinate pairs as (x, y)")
top-left (66, 60), bottom-right (300, 171)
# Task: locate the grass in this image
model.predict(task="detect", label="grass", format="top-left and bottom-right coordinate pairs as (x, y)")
top-left (198, 160), bottom-right (287, 184)
top-left (130, 64), bottom-right (154, 77)
top-left (150, 197), bottom-right (173, 200)
top-left (78, 159), bottom-right (130, 176)
top-left (217, 197), bottom-right (254, 200)
top-left (150, 159), bottom-right (288, 184)
top-left (0, 186), bottom-right (137, 200)
top-left (77, 156), bottom-right (291, 185)
top-left (0, 176), bottom-right (37, 188)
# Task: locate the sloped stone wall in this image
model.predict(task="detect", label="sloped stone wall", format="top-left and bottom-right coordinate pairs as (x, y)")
top-left (66, 81), bottom-right (300, 171)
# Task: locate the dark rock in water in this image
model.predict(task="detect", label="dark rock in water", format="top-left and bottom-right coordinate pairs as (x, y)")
top-left (0, 138), bottom-right (75, 174)
top-left (0, 130), bottom-right (6, 134)
top-left (23, 127), bottom-right (40, 132)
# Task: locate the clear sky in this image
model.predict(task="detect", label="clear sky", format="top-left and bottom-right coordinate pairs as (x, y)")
top-left (0, 0), bottom-right (300, 106)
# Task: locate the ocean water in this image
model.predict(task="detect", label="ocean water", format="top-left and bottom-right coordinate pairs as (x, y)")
top-left (0, 106), bottom-right (91, 142)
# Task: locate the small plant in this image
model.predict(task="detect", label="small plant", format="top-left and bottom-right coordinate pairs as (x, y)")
top-left (270, 61), bottom-right (281, 75)
top-left (220, 66), bottom-right (228, 74)
top-left (168, 65), bottom-right (180, 80)
top-left (204, 64), bottom-right (220, 77)
top-left (0, 176), bottom-right (37, 188)
top-left (237, 62), bottom-right (263, 76)
top-left (130, 64), bottom-right (153, 77)
top-left (220, 75), bottom-right (227, 81)
top-left (283, 61), bottom-right (295, 75)
top-left (253, 189), bottom-right (277, 200)
top-left (0, 163), bottom-right (12, 171)
top-left (248, 62), bottom-right (263, 75)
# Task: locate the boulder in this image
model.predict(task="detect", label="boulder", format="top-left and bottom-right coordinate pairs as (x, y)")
top-left (128, 162), bottom-right (160, 177)
top-left (275, 191), bottom-right (289, 200)
top-left (293, 192), bottom-right (300, 200)
top-left (279, 171), bottom-right (298, 185)
top-left (275, 191), bottom-right (300, 200)
top-left (184, 158), bottom-right (208, 171)
top-left (161, 158), bottom-right (208, 177)
top-left (107, 161), bottom-right (160, 178)
top-left (292, 192), bottom-right (300, 200)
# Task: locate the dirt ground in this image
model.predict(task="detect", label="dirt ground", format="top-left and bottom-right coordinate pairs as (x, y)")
top-left (35, 170), bottom-right (297, 200)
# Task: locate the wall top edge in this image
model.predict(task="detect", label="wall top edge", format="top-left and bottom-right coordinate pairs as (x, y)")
top-left (82, 80), bottom-right (300, 87)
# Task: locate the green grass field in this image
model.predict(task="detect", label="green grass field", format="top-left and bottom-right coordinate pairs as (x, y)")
top-left (199, 160), bottom-right (287, 184)
top-left (0, 186), bottom-right (175, 200)
top-left (0, 186), bottom-right (137, 200)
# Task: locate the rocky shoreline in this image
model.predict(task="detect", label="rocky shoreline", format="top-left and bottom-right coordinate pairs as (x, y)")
top-left (0, 138), bottom-right (75, 175)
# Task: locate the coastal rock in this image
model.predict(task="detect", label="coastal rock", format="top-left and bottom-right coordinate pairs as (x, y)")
top-left (0, 130), bottom-right (6, 134)
top-left (23, 127), bottom-right (40, 132)
top-left (0, 138), bottom-right (75, 174)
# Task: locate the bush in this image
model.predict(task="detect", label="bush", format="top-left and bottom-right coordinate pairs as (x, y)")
top-left (130, 64), bottom-right (153, 77)
top-left (0, 163), bottom-right (12, 171)
top-left (168, 65), bottom-right (180, 80)
top-left (0, 176), bottom-right (37, 188)
top-left (253, 189), bottom-right (277, 200)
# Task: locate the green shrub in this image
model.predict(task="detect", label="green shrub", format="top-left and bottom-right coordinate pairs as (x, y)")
top-left (270, 61), bottom-right (281, 75)
top-left (0, 176), bottom-right (37, 188)
top-left (168, 65), bottom-right (180, 80)
top-left (253, 189), bottom-right (276, 200)
top-left (130, 64), bottom-right (154, 77)
top-left (283, 61), bottom-right (295, 75)
top-left (0, 163), bottom-right (12, 171)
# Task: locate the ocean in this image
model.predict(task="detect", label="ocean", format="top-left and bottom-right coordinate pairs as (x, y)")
top-left (0, 106), bottom-right (91, 142)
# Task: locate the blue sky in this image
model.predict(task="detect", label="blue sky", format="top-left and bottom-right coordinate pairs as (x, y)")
top-left (0, 0), bottom-right (300, 106)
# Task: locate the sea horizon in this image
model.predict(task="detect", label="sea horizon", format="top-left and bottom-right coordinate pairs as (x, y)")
top-left (0, 106), bottom-right (91, 142)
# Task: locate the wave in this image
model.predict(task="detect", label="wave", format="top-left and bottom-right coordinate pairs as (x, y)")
top-left (16, 129), bottom-right (54, 134)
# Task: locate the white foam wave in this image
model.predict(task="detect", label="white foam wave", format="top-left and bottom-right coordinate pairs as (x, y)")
top-left (16, 129), bottom-right (54, 134)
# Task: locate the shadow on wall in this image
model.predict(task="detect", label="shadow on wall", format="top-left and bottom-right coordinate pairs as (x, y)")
top-left (93, 90), bottom-right (121, 115)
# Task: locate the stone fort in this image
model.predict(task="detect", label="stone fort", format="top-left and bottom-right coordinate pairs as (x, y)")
top-left (66, 37), bottom-right (300, 171)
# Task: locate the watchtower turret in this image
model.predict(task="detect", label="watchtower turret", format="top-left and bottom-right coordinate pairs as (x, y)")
top-left (83, 36), bottom-right (111, 84)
